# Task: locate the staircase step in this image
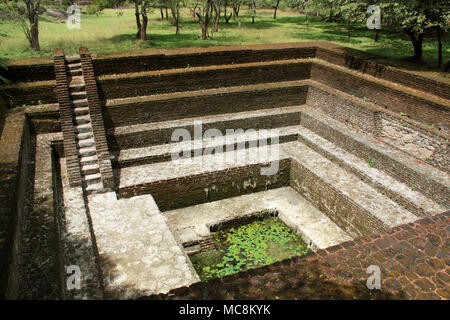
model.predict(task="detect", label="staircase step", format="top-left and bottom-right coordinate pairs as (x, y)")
top-left (116, 125), bottom-right (299, 168)
top-left (65, 54), bottom-right (80, 62)
top-left (69, 76), bottom-right (84, 87)
top-left (78, 146), bottom-right (96, 157)
top-left (69, 69), bottom-right (82, 76)
top-left (119, 144), bottom-right (289, 211)
top-left (81, 163), bottom-right (100, 176)
top-left (85, 182), bottom-right (104, 195)
top-left (105, 80), bottom-right (309, 125)
top-left (69, 83), bottom-right (85, 93)
top-left (300, 107), bottom-right (450, 209)
top-left (77, 131), bottom-right (94, 140)
top-left (77, 138), bottom-right (95, 148)
top-left (111, 105), bottom-right (304, 149)
top-left (73, 106), bottom-right (89, 116)
top-left (72, 98), bottom-right (88, 108)
top-left (70, 91), bottom-right (87, 99)
top-left (83, 172), bottom-right (102, 185)
top-left (296, 126), bottom-right (445, 217)
top-left (75, 123), bottom-right (92, 134)
top-left (75, 114), bottom-right (91, 125)
top-left (68, 62), bottom-right (82, 70)
top-left (283, 141), bottom-right (419, 237)
top-left (80, 154), bottom-right (99, 166)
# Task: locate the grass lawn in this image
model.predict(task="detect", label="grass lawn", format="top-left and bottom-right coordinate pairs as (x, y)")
top-left (0, 7), bottom-right (449, 71)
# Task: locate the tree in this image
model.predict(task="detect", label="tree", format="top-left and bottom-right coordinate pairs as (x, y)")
top-left (195, 0), bottom-right (213, 39)
top-left (89, 0), bottom-right (152, 41)
top-left (247, 0), bottom-right (256, 24)
top-left (168, 0), bottom-right (183, 34)
top-left (223, 0), bottom-right (232, 23)
top-left (212, 0), bottom-right (221, 32)
top-left (231, 0), bottom-right (241, 19)
top-left (134, 1), bottom-right (149, 41)
top-left (272, 0), bottom-right (281, 19)
top-left (0, 0), bottom-right (42, 51)
top-left (338, 0), bottom-right (366, 40)
top-left (382, 0), bottom-right (449, 63)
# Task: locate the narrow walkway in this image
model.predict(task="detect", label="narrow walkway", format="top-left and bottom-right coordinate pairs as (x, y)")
top-left (165, 187), bottom-right (352, 251)
top-left (87, 192), bottom-right (199, 299)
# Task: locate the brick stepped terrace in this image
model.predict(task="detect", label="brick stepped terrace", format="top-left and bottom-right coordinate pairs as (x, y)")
top-left (0, 42), bottom-right (448, 300)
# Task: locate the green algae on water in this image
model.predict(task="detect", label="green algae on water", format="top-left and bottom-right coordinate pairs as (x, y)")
top-left (190, 217), bottom-right (309, 281)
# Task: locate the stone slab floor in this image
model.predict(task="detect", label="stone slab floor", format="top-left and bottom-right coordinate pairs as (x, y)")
top-left (60, 160), bottom-right (199, 299)
top-left (165, 187), bottom-right (352, 251)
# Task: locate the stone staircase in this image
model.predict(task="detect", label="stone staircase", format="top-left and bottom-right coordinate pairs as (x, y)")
top-left (66, 55), bottom-right (103, 194)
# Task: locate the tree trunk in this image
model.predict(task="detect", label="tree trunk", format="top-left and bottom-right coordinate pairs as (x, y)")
top-left (165, 7), bottom-right (169, 20)
top-left (160, 8), bottom-right (164, 19)
top-left (170, 6), bottom-right (180, 34)
top-left (213, 3), bottom-right (220, 32)
top-left (197, 0), bottom-right (211, 40)
top-left (347, 21), bottom-right (351, 40)
top-left (30, 11), bottom-right (40, 51)
top-left (273, 0), bottom-right (280, 19)
top-left (224, 1), bottom-right (232, 23)
top-left (405, 29), bottom-right (423, 63)
top-left (436, 26), bottom-right (442, 68)
top-left (233, 5), bottom-right (240, 19)
top-left (374, 29), bottom-right (380, 42)
top-left (25, 0), bottom-right (41, 51)
top-left (135, 3), bottom-right (142, 39)
top-left (140, 2), bottom-right (148, 41)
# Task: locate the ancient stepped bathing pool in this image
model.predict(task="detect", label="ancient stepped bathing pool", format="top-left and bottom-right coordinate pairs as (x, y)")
top-left (0, 43), bottom-right (448, 300)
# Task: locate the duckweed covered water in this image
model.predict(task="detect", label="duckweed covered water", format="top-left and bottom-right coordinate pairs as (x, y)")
top-left (190, 217), bottom-right (309, 281)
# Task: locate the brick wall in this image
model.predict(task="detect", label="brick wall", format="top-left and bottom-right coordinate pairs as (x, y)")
top-left (0, 59), bottom-right (54, 83)
top-left (79, 47), bottom-right (114, 190)
top-left (300, 112), bottom-right (449, 208)
top-left (290, 159), bottom-right (386, 237)
top-left (92, 45), bottom-right (316, 76)
top-left (311, 62), bottom-right (450, 132)
top-left (306, 85), bottom-right (381, 137)
top-left (97, 61), bottom-right (312, 100)
top-left (306, 83), bottom-right (449, 173)
top-left (316, 46), bottom-right (450, 100)
top-left (1, 81), bottom-right (56, 108)
top-left (3, 43), bottom-right (449, 108)
top-left (109, 109), bottom-right (301, 151)
top-left (0, 111), bottom-right (29, 298)
top-left (118, 159), bottom-right (291, 211)
top-left (103, 84), bottom-right (308, 128)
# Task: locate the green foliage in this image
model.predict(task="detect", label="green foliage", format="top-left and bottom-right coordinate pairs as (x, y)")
top-left (191, 217), bottom-right (309, 281)
top-left (368, 157), bottom-right (376, 168)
